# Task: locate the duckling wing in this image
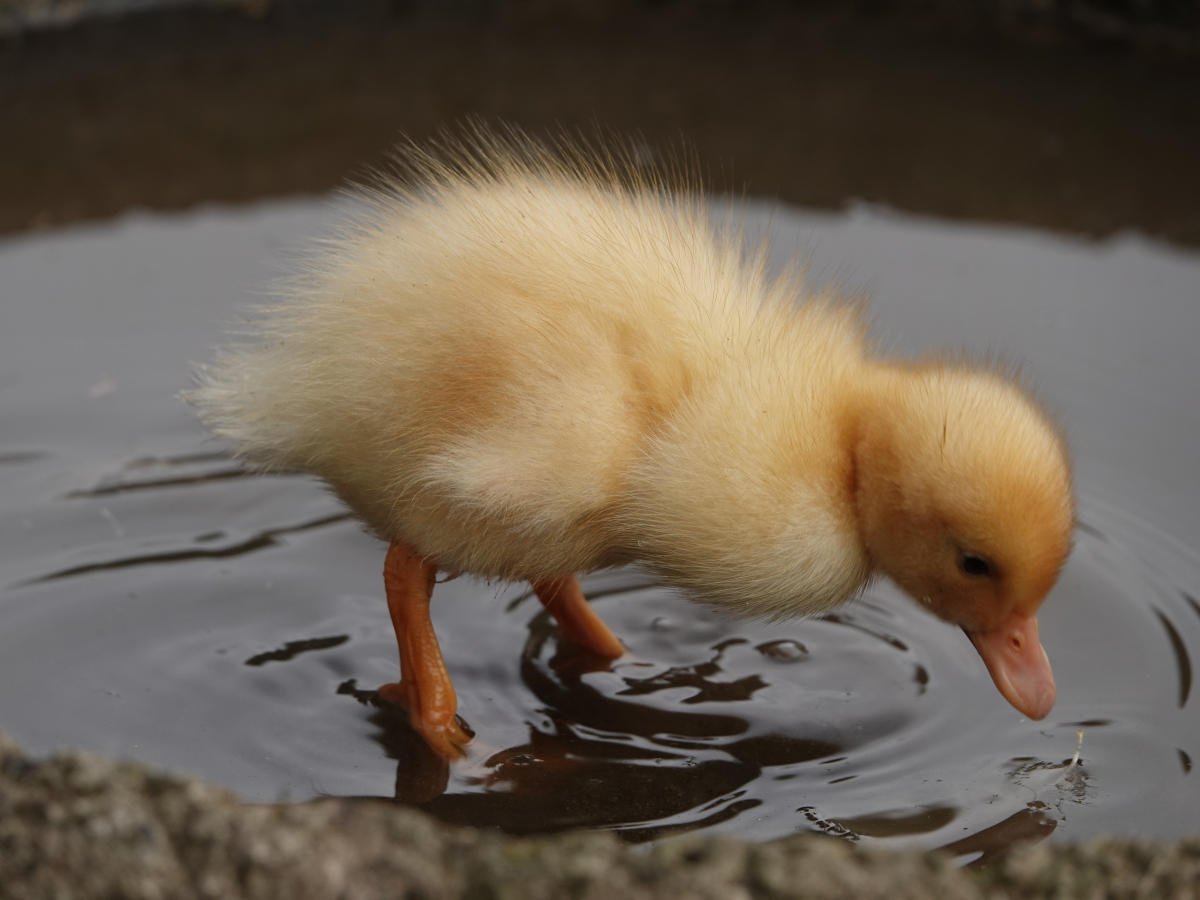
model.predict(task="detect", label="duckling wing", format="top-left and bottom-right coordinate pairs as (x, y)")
top-left (193, 176), bottom-right (726, 580)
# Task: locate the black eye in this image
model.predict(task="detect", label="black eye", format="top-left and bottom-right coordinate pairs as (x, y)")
top-left (961, 554), bottom-right (991, 577)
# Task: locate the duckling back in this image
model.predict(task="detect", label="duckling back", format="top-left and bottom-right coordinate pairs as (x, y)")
top-left (190, 133), bottom-right (877, 612)
top-left (192, 137), bottom-right (829, 578)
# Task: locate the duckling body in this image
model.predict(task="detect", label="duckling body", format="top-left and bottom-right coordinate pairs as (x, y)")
top-left (191, 133), bottom-right (1074, 757)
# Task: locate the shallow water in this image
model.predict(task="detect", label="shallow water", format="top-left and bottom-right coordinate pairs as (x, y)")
top-left (2, 199), bottom-right (1198, 858)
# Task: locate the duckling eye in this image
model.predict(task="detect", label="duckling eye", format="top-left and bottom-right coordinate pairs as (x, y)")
top-left (961, 554), bottom-right (991, 577)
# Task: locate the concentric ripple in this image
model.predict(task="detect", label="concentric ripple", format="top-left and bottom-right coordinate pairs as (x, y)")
top-left (2, 452), bottom-right (1197, 857)
top-left (1, 198), bottom-right (1198, 859)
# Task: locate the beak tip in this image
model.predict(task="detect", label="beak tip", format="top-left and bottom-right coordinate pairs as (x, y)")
top-left (1015, 680), bottom-right (1056, 720)
top-left (966, 612), bottom-right (1057, 721)
top-left (1033, 687), bottom-right (1057, 721)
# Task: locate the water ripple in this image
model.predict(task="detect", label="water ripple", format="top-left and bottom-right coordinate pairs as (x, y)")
top-left (18, 512), bottom-right (351, 585)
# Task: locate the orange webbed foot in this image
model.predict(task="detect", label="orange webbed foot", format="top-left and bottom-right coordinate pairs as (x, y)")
top-left (380, 680), bottom-right (472, 759)
top-left (377, 681), bottom-right (414, 707)
top-left (382, 542), bottom-right (473, 760)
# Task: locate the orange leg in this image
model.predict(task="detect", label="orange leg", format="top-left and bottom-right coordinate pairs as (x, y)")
top-left (532, 575), bottom-right (625, 659)
top-left (378, 541), bottom-right (471, 760)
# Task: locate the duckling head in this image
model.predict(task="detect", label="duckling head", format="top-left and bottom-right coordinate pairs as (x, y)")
top-left (855, 365), bottom-right (1074, 719)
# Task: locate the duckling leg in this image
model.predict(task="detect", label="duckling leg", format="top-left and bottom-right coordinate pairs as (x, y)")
top-left (379, 541), bottom-right (471, 759)
top-left (532, 575), bottom-right (624, 659)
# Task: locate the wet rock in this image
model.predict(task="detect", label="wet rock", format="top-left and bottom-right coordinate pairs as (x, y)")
top-left (2, 732), bottom-right (1199, 900)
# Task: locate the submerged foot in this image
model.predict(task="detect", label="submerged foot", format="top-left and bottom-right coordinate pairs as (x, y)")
top-left (379, 680), bottom-right (472, 759)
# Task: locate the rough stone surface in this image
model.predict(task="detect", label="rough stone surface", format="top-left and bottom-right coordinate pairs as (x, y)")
top-left (2, 732), bottom-right (1200, 900)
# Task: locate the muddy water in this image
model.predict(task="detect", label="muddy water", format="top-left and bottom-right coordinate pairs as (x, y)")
top-left (1, 199), bottom-right (1198, 859)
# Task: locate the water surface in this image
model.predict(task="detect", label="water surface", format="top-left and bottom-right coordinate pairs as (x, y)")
top-left (1, 198), bottom-right (1198, 858)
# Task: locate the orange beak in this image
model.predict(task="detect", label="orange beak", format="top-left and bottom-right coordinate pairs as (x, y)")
top-left (965, 610), bottom-right (1056, 719)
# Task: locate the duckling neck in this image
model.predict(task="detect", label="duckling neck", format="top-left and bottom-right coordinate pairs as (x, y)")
top-left (846, 365), bottom-right (947, 580)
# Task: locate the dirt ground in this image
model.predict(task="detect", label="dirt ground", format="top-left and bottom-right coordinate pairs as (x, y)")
top-left (1, 0), bottom-right (1199, 247)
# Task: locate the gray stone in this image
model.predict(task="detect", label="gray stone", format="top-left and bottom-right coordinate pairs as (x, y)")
top-left (2, 732), bottom-right (1199, 900)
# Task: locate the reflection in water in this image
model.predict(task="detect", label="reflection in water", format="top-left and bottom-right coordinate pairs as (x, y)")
top-left (335, 604), bottom-right (871, 836)
top-left (1155, 611), bottom-right (1192, 708)
top-left (2, 422), bottom-right (1196, 861)
top-left (1185, 594), bottom-right (1200, 622)
top-left (20, 512), bottom-right (351, 585)
top-left (66, 468), bottom-right (257, 498)
top-left (940, 809), bottom-right (1058, 867)
top-left (756, 639), bottom-right (808, 661)
top-left (428, 725), bottom-right (761, 837)
top-left (66, 452), bottom-right (261, 498)
top-left (797, 806), bottom-right (861, 840)
top-left (245, 635), bottom-right (349, 667)
top-left (3, 198), bottom-right (1200, 858)
top-left (1006, 756), bottom-right (1092, 815)
top-left (616, 638), bottom-right (769, 705)
top-left (834, 805), bottom-right (957, 838)
top-left (816, 613), bottom-right (909, 651)
top-left (334, 589), bottom-right (1079, 862)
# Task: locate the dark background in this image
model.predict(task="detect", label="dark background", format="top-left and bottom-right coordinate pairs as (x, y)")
top-left (2, 0), bottom-right (1199, 247)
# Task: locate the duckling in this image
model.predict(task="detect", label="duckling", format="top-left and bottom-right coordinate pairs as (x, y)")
top-left (189, 130), bottom-right (1074, 759)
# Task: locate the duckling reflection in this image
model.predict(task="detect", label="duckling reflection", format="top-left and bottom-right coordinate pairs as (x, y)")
top-left (342, 591), bottom-right (1065, 858)
top-left (939, 807), bottom-right (1057, 867)
top-left (615, 637), bottom-right (769, 705)
top-left (346, 607), bottom-right (841, 835)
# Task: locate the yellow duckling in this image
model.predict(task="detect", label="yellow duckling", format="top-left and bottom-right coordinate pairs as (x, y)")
top-left (190, 131), bottom-right (1074, 759)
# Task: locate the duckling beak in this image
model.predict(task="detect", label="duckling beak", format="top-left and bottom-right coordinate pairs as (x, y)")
top-left (965, 611), bottom-right (1056, 720)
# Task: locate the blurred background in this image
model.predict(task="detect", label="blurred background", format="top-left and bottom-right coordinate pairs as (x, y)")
top-left (2, 0), bottom-right (1198, 243)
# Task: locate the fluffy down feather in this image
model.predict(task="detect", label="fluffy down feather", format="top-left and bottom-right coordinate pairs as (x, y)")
top-left (189, 129), bottom-right (1073, 638)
